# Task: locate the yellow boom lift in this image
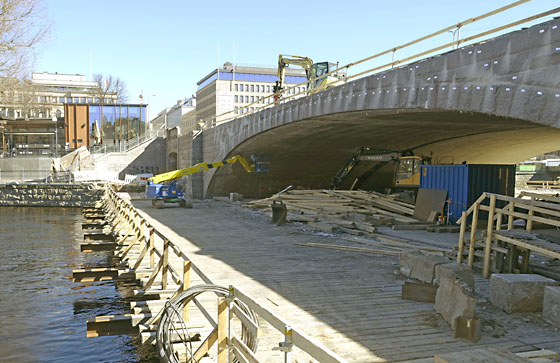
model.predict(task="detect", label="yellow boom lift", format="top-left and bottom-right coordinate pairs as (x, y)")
top-left (146, 155), bottom-right (254, 208)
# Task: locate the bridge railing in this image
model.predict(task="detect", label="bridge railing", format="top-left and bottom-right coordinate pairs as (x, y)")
top-left (211, 0), bottom-right (559, 127)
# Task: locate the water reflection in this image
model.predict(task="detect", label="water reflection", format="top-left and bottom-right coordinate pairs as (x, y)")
top-left (0, 207), bottom-right (157, 362)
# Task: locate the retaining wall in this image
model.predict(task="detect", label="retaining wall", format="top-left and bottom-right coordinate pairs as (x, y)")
top-left (0, 183), bottom-right (103, 207)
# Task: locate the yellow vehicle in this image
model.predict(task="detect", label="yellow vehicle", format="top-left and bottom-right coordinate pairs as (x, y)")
top-left (331, 148), bottom-right (430, 190)
top-left (276, 54), bottom-right (345, 95)
top-left (394, 155), bottom-right (427, 188)
top-left (146, 155), bottom-right (254, 208)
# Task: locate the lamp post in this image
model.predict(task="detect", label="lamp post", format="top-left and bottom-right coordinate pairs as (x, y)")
top-left (52, 116), bottom-right (58, 157)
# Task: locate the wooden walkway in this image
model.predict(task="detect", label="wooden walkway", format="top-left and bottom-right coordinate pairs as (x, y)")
top-left (132, 199), bottom-right (560, 362)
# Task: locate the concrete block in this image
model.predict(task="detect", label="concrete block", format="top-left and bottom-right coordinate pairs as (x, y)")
top-left (543, 286), bottom-right (560, 328)
top-left (435, 274), bottom-right (476, 328)
top-left (435, 263), bottom-right (475, 289)
top-left (399, 250), bottom-right (451, 284)
top-left (229, 192), bottom-right (243, 202)
top-left (490, 274), bottom-right (558, 313)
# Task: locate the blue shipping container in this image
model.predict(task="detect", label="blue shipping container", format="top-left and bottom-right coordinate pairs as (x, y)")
top-left (420, 164), bottom-right (515, 223)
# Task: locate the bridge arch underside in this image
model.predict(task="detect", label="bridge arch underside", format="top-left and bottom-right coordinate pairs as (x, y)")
top-left (207, 109), bottom-right (560, 198)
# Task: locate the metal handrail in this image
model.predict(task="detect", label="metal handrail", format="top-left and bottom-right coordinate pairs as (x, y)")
top-left (212, 1), bottom-right (559, 127)
top-left (89, 124), bottom-right (165, 155)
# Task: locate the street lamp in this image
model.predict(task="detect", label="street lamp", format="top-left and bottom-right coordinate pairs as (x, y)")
top-left (52, 116), bottom-right (58, 157)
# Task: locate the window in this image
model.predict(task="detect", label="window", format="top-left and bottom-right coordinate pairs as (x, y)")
top-left (245, 84), bottom-right (249, 91)
top-left (234, 84), bottom-right (238, 91)
top-left (234, 95), bottom-right (238, 102)
top-left (250, 96), bottom-right (254, 103)
top-left (245, 96), bottom-right (249, 103)
top-left (266, 85), bottom-right (270, 92)
top-left (250, 107), bottom-right (254, 111)
top-left (73, 97), bottom-right (79, 103)
top-left (80, 97), bottom-right (86, 103)
top-left (59, 97), bottom-right (64, 103)
top-left (250, 85), bottom-right (254, 92)
top-left (67, 97), bottom-right (73, 103)
top-left (239, 84), bottom-right (243, 92)
top-left (256, 85), bottom-right (259, 92)
top-left (256, 96), bottom-right (260, 102)
top-left (39, 96), bottom-right (47, 102)
top-left (234, 106), bottom-right (238, 114)
top-left (87, 97), bottom-right (93, 103)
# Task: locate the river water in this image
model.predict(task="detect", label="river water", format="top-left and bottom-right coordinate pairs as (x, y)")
top-left (0, 207), bottom-right (157, 363)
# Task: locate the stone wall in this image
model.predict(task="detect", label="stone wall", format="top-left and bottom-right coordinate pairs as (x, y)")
top-left (0, 183), bottom-right (103, 207)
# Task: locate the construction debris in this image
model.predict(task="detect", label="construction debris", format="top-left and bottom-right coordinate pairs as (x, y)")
top-left (247, 189), bottom-right (419, 234)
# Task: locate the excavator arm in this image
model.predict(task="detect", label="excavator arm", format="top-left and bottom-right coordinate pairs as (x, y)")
top-left (148, 155), bottom-right (254, 184)
top-left (277, 54), bottom-right (314, 91)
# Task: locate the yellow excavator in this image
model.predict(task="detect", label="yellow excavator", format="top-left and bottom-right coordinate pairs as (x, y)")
top-left (275, 54), bottom-right (345, 96)
top-left (146, 155), bottom-right (254, 208)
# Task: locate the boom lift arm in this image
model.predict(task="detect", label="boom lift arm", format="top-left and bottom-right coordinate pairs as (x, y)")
top-left (148, 155), bottom-right (253, 184)
top-left (276, 54), bottom-right (314, 92)
top-left (146, 155), bottom-right (254, 208)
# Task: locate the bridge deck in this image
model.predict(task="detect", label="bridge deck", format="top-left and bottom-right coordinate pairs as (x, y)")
top-left (132, 198), bottom-right (560, 362)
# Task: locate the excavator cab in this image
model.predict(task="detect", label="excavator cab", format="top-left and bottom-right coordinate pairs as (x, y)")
top-left (395, 156), bottom-right (429, 188)
top-left (308, 62), bottom-right (344, 90)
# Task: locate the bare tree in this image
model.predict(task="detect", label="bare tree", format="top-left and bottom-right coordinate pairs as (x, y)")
top-left (92, 73), bottom-right (128, 104)
top-left (0, 0), bottom-right (49, 79)
top-left (0, 76), bottom-right (39, 119)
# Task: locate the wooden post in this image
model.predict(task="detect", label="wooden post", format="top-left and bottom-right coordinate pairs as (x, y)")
top-left (217, 297), bottom-right (228, 363)
top-left (149, 228), bottom-right (155, 269)
top-left (183, 260), bottom-right (191, 322)
top-left (162, 239), bottom-right (169, 290)
top-left (483, 194), bottom-right (497, 278)
top-left (467, 203), bottom-right (480, 267)
top-left (457, 211), bottom-right (467, 264)
top-left (496, 212), bottom-right (502, 231)
top-left (507, 202), bottom-right (514, 230)
top-left (527, 196), bottom-right (534, 232)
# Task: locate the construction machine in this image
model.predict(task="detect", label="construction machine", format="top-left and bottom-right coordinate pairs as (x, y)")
top-left (276, 54), bottom-right (345, 96)
top-left (330, 148), bottom-right (431, 191)
top-left (146, 155), bottom-right (254, 208)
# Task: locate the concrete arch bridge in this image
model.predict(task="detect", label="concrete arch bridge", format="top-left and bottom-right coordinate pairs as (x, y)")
top-left (183, 18), bottom-right (560, 199)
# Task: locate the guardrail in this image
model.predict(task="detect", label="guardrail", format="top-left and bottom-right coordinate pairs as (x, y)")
top-left (90, 125), bottom-right (165, 155)
top-left (210, 1), bottom-right (560, 127)
top-left (87, 186), bottom-right (346, 362)
top-left (456, 192), bottom-right (560, 278)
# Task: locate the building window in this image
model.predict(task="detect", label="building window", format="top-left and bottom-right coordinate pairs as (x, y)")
top-left (250, 85), bottom-right (254, 92)
top-left (245, 96), bottom-right (249, 103)
top-left (250, 107), bottom-right (254, 111)
top-left (256, 96), bottom-right (260, 102)
top-left (234, 106), bottom-right (238, 114)
top-left (87, 97), bottom-right (93, 103)
top-left (59, 97), bottom-right (64, 103)
top-left (234, 95), bottom-right (238, 102)
top-left (245, 84), bottom-right (249, 91)
top-left (234, 84), bottom-right (238, 91)
top-left (39, 96), bottom-right (46, 102)
top-left (67, 97), bottom-right (72, 103)
top-left (73, 97), bottom-right (79, 103)
top-left (239, 84), bottom-right (243, 92)
top-left (256, 85), bottom-right (259, 92)
top-left (250, 96), bottom-right (254, 103)
top-left (266, 85), bottom-right (270, 92)
top-left (80, 97), bottom-right (86, 103)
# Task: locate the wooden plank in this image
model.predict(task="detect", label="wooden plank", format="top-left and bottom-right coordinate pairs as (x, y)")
top-left (231, 336), bottom-right (262, 363)
top-left (293, 242), bottom-right (400, 256)
top-left (217, 298), bottom-right (227, 363)
top-left (80, 241), bottom-right (117, 252)
top-left (193, 327), bottom-right (218, 361)
top-left (453, 317), bottom-right (480, 343)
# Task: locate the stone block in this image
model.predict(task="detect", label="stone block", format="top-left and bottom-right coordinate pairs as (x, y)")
top-left (490, 274), bottom-right (558, 313)
top-left (435, 274), bottom-right (476, 328)
top-left (229, 192), bottom-right (243, 202)
top-left (435, 263), bottom-right (475, 289)
top-left (399, 250), bottom-right (451, 284)
top-left (543, 286), bottom-right (560, 328)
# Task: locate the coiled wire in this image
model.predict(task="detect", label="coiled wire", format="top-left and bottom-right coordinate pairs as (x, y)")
top-left (156, 284), bottom-right (259, 363)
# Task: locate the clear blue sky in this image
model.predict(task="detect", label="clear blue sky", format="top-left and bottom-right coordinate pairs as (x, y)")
top-left (35, 0), bottom-right (559, 120)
